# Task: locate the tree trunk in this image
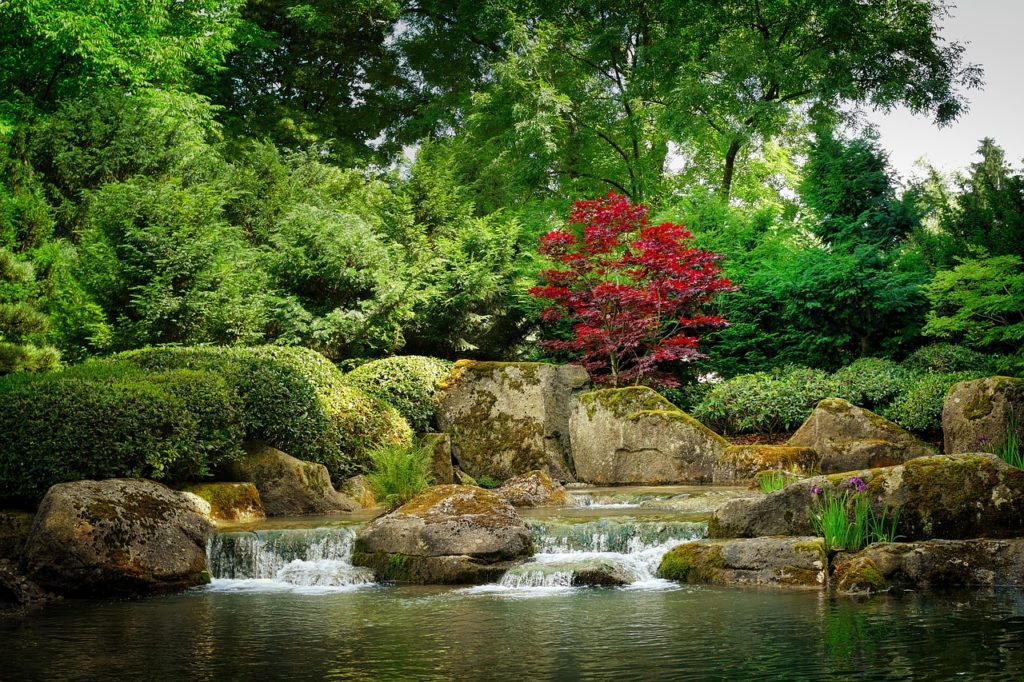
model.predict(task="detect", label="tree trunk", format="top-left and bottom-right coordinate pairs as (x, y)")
top-left (720, 139), bottom-right (742, 199)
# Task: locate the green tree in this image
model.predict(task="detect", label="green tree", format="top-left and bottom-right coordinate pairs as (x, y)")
top-left (0, 248), bottom-right (59, 373)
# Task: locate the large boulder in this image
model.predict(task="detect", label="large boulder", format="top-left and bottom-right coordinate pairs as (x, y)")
top-left (437, 361), bottom-right (590, 482)
top-left (23, 479), bottom-right (211, 596)
top-left (659, 537), bottom-right (827, 588)
top-left (709, 453), bottom-right (1024, 541)
top-left (833, 540), bottom-right (1024, 594)
top-left (713, 445), bottom-right (820, 485)
top-left (788, 398), bottom-right (936, 473)
top-left (420, 432), bottom-right (454, 485)
top-left (496, 470), bottom-right (570, 507)
top-left (180, 483), bottom-right (265, 523)
top-left (228, 442), bottom-right (359, 516)
top-left (569, 387), bottom-right (728, 484)
top-left (352, 484), bottom-right (533, 583)
top-left (944, 377), bottom-right (1024, 455)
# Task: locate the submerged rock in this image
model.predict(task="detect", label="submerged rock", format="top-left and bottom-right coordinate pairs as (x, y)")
top-left (944, 377), bottom-right (1024, 455)
top-left (229, 442), bottom-right (359, 516)
top-left (659, 537), bottom-right (826, 588)
top-left (709, 453), bottom-right (1024, 541)
top-left (437, 361), bottom-right (589, 482)
top-left (420, 432), bottom-right (454, 485)
top-left (569, 387), bottom-right (728, 484)
top-left (833, 539), bottom-right (1024, 594)
top-left (713, 445), bottom-right (820, 484)
top-left (496, 470), bottom-right (570, 507)
top-left (788, 398), bottom-right (935, 473)
top-left (23, 478), bottom-right (211, 596)
top-left (181, 482), bottom-right (265, 523)
top-left (353, 484), bottom-right (533, 584)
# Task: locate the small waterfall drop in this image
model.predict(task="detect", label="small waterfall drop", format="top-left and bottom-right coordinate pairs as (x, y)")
top-left (207, 527), bottom-right (375, 592)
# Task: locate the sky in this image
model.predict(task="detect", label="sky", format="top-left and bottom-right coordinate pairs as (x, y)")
top-left (867, 0), bottom-right (1024, 182)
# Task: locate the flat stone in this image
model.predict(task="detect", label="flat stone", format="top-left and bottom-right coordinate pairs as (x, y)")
top-left (659, 537), bottom-right (827, 588)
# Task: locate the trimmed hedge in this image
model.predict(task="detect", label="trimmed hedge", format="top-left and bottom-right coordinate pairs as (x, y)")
top-left (340, 355), bottom-right (452, 432)
top-left (112, 346), bottom-right (413, 480)
top-left (0, 363), bottom-right (245, 505)
top-left (830, 357), bottom-right (911, 411)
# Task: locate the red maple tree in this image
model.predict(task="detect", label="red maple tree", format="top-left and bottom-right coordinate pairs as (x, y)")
top-left (529, 193), bottom-right (733, 387)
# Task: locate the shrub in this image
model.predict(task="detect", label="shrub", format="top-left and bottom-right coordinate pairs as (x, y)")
top-left (112, 346), bottom-right (412, 480)
top-left (475, 474), bottom-right (501, 489)
top-left (830, 357), bottom-right (911, 410)
top-left (365, 442), bottom-right (432, 511)
top-left (341, 355), bottom-right (453, 432)
top-left (884, 370), bottom-right (985, 434)
top-left (692, 366), bottom-right (835, 434)
top-left (0, 363), bottom-right (245, 505)
top-left (904, 343), bottom-right (997, 374)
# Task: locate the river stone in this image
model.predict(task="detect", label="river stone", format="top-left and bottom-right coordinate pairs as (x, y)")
top-left (181, 483), bottom-right (265, 523)
top-left (23, 478), bottom-right (211, 596)
top-left (833, 539), bottom-right (1024, 594)
top-left (228, 442), bottom-right (359, 516)
top-left (944, 377), bottom-right (1024, 455)
top-left (0, 559), bottom-right (54, 610)
top-left (340, 475), bottom-right (378, 508)
top-left (659, 537), bottom-right (827, 588)
top-left (352, 484), bottom-right (533, 584)
top-left (0, 511), bottom-right (34, 561)
top-left (788, 398), bottom-right (936, 473)
top-left (713, 445), bottom-right (821, 484)
top-left (496, 470), bottom-right (570, 507)
top-left (569, 387), bottom-right (728, 484)
top-left (437, 361), bottom-right (590, 482)
top-left (420, 432), bottom-right (455, 484)
top-left (709, 453), bottom-right (1024, 541)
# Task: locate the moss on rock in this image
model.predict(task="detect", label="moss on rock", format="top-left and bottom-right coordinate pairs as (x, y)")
top-left (181, 483), bottom-right (265, 523)
top-left (659, 544), bottom-right (726, 583)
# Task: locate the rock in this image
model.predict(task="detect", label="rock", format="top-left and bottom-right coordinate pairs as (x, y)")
top-left (496, 470), bottom-right (570, 507)
top-left (788, 398), bottom-right (936, 473)
top-left (833, 539), bottom-right (1024, 594)
top-left (420, 432), bottom-right (454, 484)
top-left (0, 511), bottom-right (35, 561)
top-left (229, 442), bottom-right (359, 516)
top-left (709, 453), bottom-right (1024, 541)
top-left (23, 479), bottom-right (211, 596)
top-left (659, 537), bottom-right (827, 588)
top-left (352, 484), bottom-right (533, 584)
top-left (437, 361), bottom-right (590, 482)
top-left (181, 483), bottom-right (265, 523)
top-left (569, 387), bottom-right (728, 484)
top-left (944, 377), bottom-right (1024, 455)
top-left (340, 475), bottom-right (377, 508)
top-left (500, 558), bottom-right (632, 587)
top-left (0, 559), bottom-right (55, 609)
top-left (713, 445), bottom-right (821, 484)
top-left (454, 469), bottom-right (478, 486)
top-left (571, 562), bottom-right (632, 587)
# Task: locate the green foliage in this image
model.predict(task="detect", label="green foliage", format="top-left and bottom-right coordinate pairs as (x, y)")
top-left (809, 481), bottom-right (899, 553)
top-left (692, 366), bottom-right (835, 435)
top-left (0, 248), bottom-right (59, 373)
top-left (884, 370), bottom-right (985, 434)
top-left (0, 362), bottom-right (245, 505)
top-left (113, 345), bottom-right (413, 480)
top-left (365, 442), bottom-right (432, 512)
top-left (475, 475), bottom-right (501, 490)
top-left (830, 358), bottom-right (911, 411)
top-left (341, 356), bottom-right (453, 433)
top-left (757, 470), bottom-right (797, 494)
top-left (904, 343), bottom-right (998, 374)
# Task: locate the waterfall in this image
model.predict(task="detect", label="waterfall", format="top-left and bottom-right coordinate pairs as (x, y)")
top-left (206, 527), bottom-right (375, 592)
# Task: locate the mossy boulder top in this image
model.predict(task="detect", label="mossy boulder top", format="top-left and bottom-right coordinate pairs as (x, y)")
top-left (437, 361), bottom-right (590, 482)
top-left (181, 482), bottom-right (265, 524)
top-left (353, 485), bottom-right (533, 584)
top-left (659, 537), bottom-right (826, 588)
top-left (709, 453), bottom-right (1024, 542)
top-left (713, 445), bottom-right (821, 485)
top-left (23, 478), bottom-right (211, 596)
top-left (227, 442), bottom-right (359, 517)
top-left (496, 470), bottom-right (570, 507)
top-left (944, 376), bottom-right (1024, 455)
top-left (569, 387), bottom-right (728, 485)
top-left (788, 398), bottom-right (936, 473)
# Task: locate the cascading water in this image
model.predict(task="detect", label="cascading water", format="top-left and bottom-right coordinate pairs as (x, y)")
top-left (207, 527), bottom-right (375, 592)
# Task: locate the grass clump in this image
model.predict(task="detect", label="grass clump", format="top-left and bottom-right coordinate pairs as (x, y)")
top-left (809, 477), bottom-right (900, 552)
top-left (756, 470), bottom-right (799, 493)
top-left (365, 442), bottom-right (432, 511)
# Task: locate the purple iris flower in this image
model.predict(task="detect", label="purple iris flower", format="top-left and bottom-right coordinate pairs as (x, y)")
top-left (847, 476), bottom-right (867, 492)
top-left (809, 485), bottom-right (823, 497)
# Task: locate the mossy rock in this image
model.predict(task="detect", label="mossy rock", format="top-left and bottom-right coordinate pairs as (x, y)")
top-left (495, 470), bottom-right (570, 507)
top-left (419, 432), bottom-right (454, 485)
top-left (944, 377), bottom-right (1024, 455)
top-left (570, 386), bottom-right (727, 484)
top-left (181, 483), bottom-right (265, 523)
top-left (659, 537), bottom-right (826, 588)
top-left (831, 554), bottom-right (889, 595)
top-left (713, 445), bottom-right (821, 484)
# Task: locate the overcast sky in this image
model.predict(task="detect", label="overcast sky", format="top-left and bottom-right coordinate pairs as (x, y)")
top-left (867, 0), bottom-right (1024, 181)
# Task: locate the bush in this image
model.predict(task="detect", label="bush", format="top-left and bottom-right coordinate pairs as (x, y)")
top-left (904, 343), bottom-right (997, 374)
top-left (365, 442), bottom-right (432, 511)
top-left (692, 366), bottom-right (835, 435)
top-left (883, 370), bottom-right (986, 434)
top-left (112, 346), bottom-right (412, 481)
top-left (830, 357), bottom-right (911, 410)
top-left (341, 355), bottom-right (452, 432)
top-left (0, 363), bottom-right (245, 505)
